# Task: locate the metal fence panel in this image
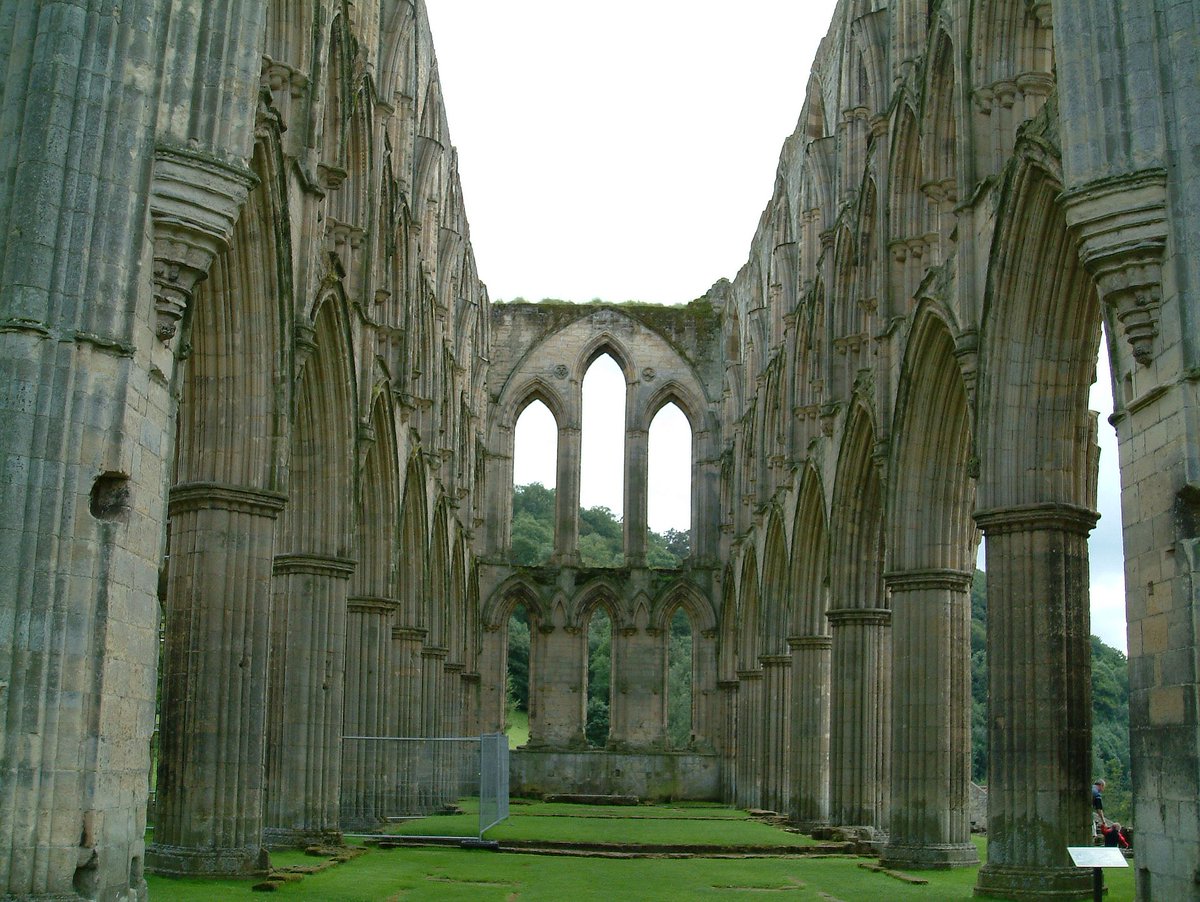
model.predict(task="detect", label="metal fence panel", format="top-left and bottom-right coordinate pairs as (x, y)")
top-left (341, 735), bottom-right (509, 839)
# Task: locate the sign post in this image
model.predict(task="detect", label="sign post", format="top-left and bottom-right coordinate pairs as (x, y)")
top-left (1067, 846), bottom-right (1128, 902)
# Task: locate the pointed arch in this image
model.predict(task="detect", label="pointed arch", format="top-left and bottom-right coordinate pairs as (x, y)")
top-left (398, 450), bottom-right (430, 627)
top-left (759, 511), bottom-right (790, 656)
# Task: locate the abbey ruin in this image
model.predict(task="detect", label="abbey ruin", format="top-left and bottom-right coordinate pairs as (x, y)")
top-left (2, 0), bottom-right (1198, 899)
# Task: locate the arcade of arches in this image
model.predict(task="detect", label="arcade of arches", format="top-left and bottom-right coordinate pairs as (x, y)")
top-left (1, 1), bottom-right (1198, 900)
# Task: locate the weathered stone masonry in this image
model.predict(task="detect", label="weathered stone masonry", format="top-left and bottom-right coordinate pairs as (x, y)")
top-left (1, 1), bottom-right (1199, 900)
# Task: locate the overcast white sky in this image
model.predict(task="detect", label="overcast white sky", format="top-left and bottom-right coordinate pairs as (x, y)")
top-left (424, 0), bottom-right (1128, 652)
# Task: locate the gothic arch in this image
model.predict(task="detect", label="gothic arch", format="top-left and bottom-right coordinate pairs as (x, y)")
top-left (758, 509), bottom-right (790, 656)
top-left (971, 137), bottom-right (1102, 896)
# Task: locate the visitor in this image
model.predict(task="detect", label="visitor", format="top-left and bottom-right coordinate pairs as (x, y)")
top-left (1092, 779), bottom-right (1107, 836)
top-left (1101, 822), bottom-right (1130, 849)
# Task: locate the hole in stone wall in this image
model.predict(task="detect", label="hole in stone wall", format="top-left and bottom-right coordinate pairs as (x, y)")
top-left (89, 472), bottom-right (132, 522)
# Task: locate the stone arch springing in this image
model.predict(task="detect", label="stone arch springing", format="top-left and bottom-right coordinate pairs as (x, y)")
top-left (827, 402), bottom-right (889, 829)
top-left (880, 307), bottom-right (979, 868)
top-left (788, 467), bottom-right (832, 827)
top-left (970, 144), bottom-right (1101, 898)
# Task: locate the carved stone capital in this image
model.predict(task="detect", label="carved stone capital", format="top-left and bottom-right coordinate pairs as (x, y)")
top-left (1062, 169), bottom-right (1169, 366)
top-left (150, 146), bottom-right (256, 341)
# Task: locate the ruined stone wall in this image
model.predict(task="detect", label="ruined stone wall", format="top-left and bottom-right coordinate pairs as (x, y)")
top-left (715, 0), bottom-right (1200, 898)
top-left (2, 1), bottom-right (1200, 900)
top-left (1, 1), bottom-right (489, 895)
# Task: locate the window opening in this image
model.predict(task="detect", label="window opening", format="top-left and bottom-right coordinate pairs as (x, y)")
top-left (580, 355), bottom-right (626, 566)
top-left (511, 400), bottom-right (556, 565)
top-left (586, 608), bottom-right (612, 748)
top-left (505, 605), bottom-right (531, 749)
top-left (667, 608), bottom-right (694, 748)
top-left (647, 401), bottom-right (692, 567)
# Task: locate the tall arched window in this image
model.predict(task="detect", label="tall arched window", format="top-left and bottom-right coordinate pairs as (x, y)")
top-left (580, 355), bottom-right (626, 566)
top-left (511, 400), bottom-right (557, 565)
top-left (647, 401), bottom-right (692, 567)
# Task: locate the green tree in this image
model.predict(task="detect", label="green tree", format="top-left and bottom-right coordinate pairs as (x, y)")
top-left (667, 609), bottom-right (694, 747)
top-left (586, 611), bottom-right (612, 747)
top-left (506, 606), bottom-right (530, 713)
top-left (510, 482), bottom-right (556, 564)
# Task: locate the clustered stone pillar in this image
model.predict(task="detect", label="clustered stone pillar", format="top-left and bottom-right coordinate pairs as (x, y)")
top-left (718, 680), bottom-right (740, 799)
top-left (341, 596), bottom-right (401, 831)
top-left (391, 626), bottom-right (426, 811)
top-left (531, 621), bottom-right (587, 747)
top-left (882, 570), bottom-right (977, 868)
top-left (623, 426), bottom-right (649, 566)
top-left (789, 635), bottom-right (832, 827)
top-left (760, 655), bottom-right (792, 814)
top-left (827, 607), bottom-right (891, 830)
top-left (610, 620), bottom-right (666, 747)
top-left (554, 424), bottom-right (582, 564)
top-left (734, 668), bottom-right (764, 809)
top-left (264, 554), bottom-right (355, 847)
top-left (973, 504), bottom-right (1097, 898)
top-left (148, 484), bottom-right (285, 876)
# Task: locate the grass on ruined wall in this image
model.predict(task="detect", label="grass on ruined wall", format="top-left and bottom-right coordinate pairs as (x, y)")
top-left (146, 807), bottom-right (1137, 902)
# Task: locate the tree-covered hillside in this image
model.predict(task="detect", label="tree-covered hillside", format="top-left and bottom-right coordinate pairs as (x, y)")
top-left (509, 482), bottom-right (689, 568)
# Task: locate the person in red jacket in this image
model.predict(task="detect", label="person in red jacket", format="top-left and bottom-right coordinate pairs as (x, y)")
top-left (1101, 822), bottom-right (1131, 849)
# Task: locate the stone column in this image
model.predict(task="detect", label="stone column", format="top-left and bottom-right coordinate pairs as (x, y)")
top-left (610, 622), bottom-right (665, 748)
top-left (530, 624), bottom-right (586, 748)
top-left (882, 570), bottom-right (978, 869)
top-left (760, 655), bottom-right (792, 814)
top-left (827, 608), bottom-right (891, 830)
top-left (478, 626), bottom-right (507, 734)
top-left (264, 554), bottom-right (355, 847)
top-left (718, 680), bottom-right (740, 800)
top-left (554, 424), bottom-right (581, 564)
top-left (420, 646), bottom-right (449, 810)
top-left (340, 596), bottom-right (401, 832)
top-left (692, 630), bottom-right (719, 748)
top-left (789, 635), bottom-right (831, 827)
top-left (391, 626), bottom-right (427, 813)
top-left (623, 426), bottom-right (649, 566)
top-left (735, 669), bottom-right (764, 809)
top-left (149, 484), bottom-right (285, 875)
top-left (973, 505), bottom-right (1096, 899)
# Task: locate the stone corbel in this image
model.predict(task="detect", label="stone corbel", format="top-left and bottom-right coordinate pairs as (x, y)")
top-left (150, 146), bottom-right (257, 341)
top-left (1062, 169), bottom-right (1169, 367)
top-left (1026, 0), bottom-right (1053, 30)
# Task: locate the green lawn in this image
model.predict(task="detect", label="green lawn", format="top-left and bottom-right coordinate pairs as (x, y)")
top-left (505, 708), bottom-right (529, 748)
top-left (146, 804), bottom-right (1136, 901)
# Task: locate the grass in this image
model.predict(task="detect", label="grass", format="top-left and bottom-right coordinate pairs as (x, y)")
top-left (146, 803), bottom-right (1137, 901)
top-left (505, 708), bottom-right (529, 748)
